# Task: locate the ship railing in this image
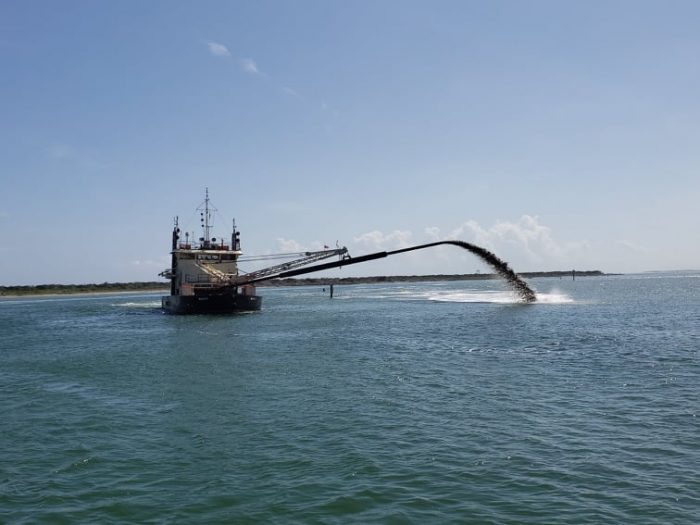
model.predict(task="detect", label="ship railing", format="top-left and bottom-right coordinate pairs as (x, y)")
top-left (177, 240), bottom-right (232, 251)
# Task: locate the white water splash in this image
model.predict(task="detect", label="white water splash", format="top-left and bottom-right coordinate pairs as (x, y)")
top-left (534, 292), bottom-right (574, 304)
top-left (427, 290), bottom-right (520, 303)
top-left (321, 285), bottom-right (575, 304)
top-left (427, 290), bottom-right (574, 304)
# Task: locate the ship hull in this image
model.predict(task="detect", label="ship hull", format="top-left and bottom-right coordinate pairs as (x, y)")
top-left (161, 291), bottom-right (262, 314)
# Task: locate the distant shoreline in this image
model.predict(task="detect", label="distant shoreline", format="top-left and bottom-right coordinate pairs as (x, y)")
top-left (1, 271), bottom-right (606, 297)
top-left (0, 289), bottom-right (168, 300)
top-left (0, 282), bottom-right (168, 298)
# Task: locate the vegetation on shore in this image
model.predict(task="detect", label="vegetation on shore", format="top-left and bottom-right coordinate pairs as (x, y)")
top-left (0, 281), bottom-right (168, 296)
top-left (2, 271), bottom-right (605, 296)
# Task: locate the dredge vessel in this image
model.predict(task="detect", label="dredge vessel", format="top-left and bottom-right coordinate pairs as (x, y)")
top-left (160, 190), bottom-right (347, 314)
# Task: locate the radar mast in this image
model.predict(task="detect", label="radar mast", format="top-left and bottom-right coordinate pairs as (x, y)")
top-left (197, 187), bottom-right (218, 247)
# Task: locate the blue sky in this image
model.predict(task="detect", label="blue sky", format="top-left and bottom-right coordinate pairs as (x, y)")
top-left (1, 0), bottom-right (699, 285)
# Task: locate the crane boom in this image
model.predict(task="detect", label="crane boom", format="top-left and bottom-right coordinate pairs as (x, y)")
top-left (235, 248), bottom-right (348, 285)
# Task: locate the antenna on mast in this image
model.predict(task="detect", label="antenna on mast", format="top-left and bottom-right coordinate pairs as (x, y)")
top-left (232, 218), bottom-right (240, 251)
top-left (198, 187), bottom-right (217, 246)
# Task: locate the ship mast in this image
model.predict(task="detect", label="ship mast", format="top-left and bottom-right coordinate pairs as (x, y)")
top-left (198, 187), bottom-right (217, 247)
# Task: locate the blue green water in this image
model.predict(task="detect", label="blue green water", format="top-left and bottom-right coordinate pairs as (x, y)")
top-left (1, 274), bottom-right (698, 524)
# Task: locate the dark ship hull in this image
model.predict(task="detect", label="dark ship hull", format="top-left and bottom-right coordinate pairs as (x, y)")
top-left (162, 289), bottom-right (262, 315)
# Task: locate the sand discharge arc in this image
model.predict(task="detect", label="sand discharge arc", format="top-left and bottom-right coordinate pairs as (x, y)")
top-left (247, 240), bottom-right (537, 303)
top-left (387, 241), bottom-right (537, 302)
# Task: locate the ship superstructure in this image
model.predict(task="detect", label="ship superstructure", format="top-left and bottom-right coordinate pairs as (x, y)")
top-left (160, 189), bottom-right (261, 313)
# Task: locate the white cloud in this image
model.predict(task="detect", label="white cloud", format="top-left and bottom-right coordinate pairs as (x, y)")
top-left (207, 41), bottom-right (231, 57)
top-left (351, 216), bottom-right (592, 274)
top-left (255, 217), bottom-right (595, 278)
top-left (424, 226), bottom-right (441, 241)
top-left (239, 58), bottom-right (260, 75)
top-left (358, 216), bottom-right (582, 260)
top-left (276, 237), bottom-right (304, 252)
top-left (353, 230), bottom-right (413, 250)
top-left (434, 215), bottom-right (591, 266)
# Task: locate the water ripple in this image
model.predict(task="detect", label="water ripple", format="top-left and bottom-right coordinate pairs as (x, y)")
top-left (1, 276), bottom-right (698, 523)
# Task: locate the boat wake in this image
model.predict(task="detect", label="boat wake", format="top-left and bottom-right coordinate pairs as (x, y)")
top-left (335, 287), bottom-right (574, 304)
top-left (427, 291), bottom-right (528, 303)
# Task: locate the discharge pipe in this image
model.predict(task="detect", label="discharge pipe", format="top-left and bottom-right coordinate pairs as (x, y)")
top-left (243, 240), bottom-right (537, 303)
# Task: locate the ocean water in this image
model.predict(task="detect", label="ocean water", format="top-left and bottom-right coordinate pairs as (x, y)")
top-left (1, 273), bottom-right (698, 524)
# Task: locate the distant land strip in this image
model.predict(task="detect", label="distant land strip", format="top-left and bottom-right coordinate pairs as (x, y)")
top-left (1, 271), bottom-right (606, 296)
top-left (0, 281), bottom-right (168, 296)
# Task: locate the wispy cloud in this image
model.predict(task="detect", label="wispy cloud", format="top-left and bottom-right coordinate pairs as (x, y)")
top-left (204, 41), bottom-right (264, 75)
top-left (207, 41), bottom-right (231, 57)
top-left (203, 40), bottom-right (334, 113)
top-left (281, 86), bottom-right (301, 98)
top-left (238, 58), bottom-right (261, 75)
